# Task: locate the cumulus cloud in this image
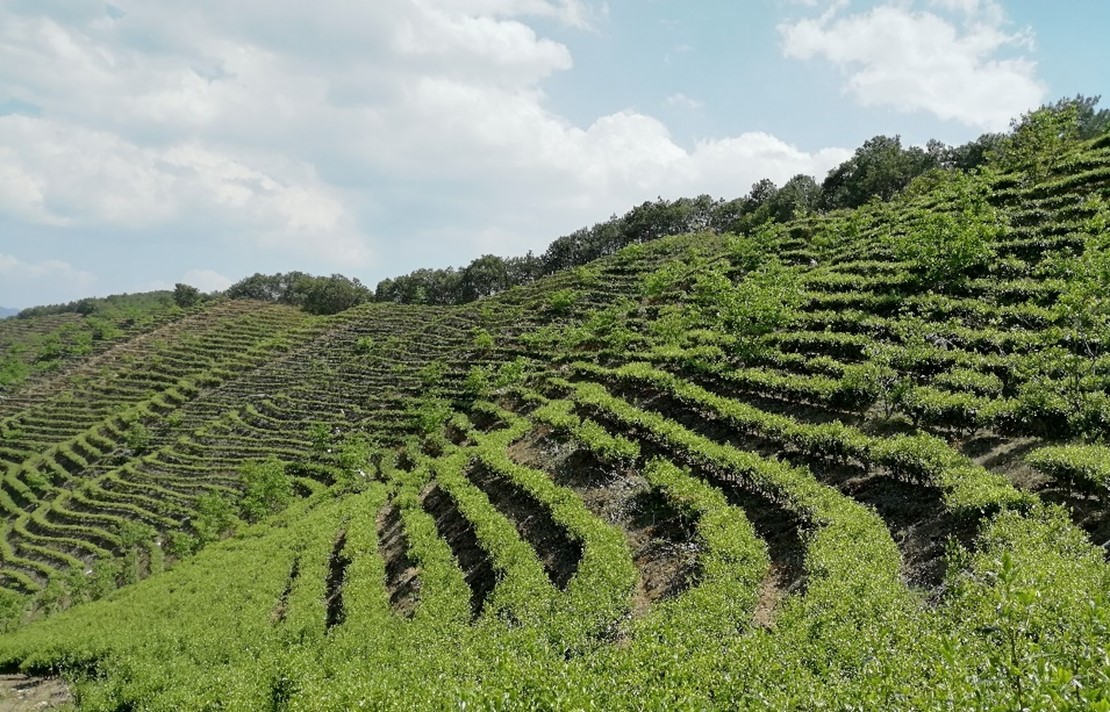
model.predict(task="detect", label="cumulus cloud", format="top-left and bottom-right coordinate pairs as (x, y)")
top-left (0, 254), bottom-right (96, 304)
top-left (0, 116), bottom-right (368, 264)
top-left (181, 269), bottom-right (233, 292)
top-left (779, 0), bottom-right (1045, 130)
top-left (0, 0), bottom-right (850, 287)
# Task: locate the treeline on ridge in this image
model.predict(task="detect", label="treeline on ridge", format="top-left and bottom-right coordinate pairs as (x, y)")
top-left (366, 95), bottom-right (1110, 309)
top-left (18, 96), bottom-right (1110, 319)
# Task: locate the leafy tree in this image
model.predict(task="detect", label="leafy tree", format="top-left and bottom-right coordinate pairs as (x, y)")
top-left (227, 272), bottom-right (371, 314)
top-left (504, 251), bottom-right (542, 286)
top-left (692, 260), bottom-right (803, 359)
top-left (307, 422), bottom-right (332, 453)
top-left (123, 419), bottom-right (151, 453)
top-left (821, 135), bottom-right (938, 210)
top-left (226, 272), bottom-right (306, 302)
top-left (294, 274), bottom-right (372, 315)
top-left (892, 172), bottom-right (1002, 290)
top-left (1070, 94), bottom-right (1110, 138)
top-left (410, 397), bottom-right (452, 435)
top-left (173, 283), bottom-right (201, 308)
top-left (942, 132), bottom-right (1007, 171)
top-left (470, 328), bottom-right (495, 353)
top-left (336, 434), bottom-right (374, 490)
top-left (239, 457), bottom-right (293, 521)
top-left (0, 589), bottom-right (26, 633)
top-left (460, 254), bottom-right (511, 301)
top-left (990, 96), bottom-right (1107, 179)
top-left (767, 174), bottom-right (821, 222)
top-left (193, 492), bottom-right (238, 543)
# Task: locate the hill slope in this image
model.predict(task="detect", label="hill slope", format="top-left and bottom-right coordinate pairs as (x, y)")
top-left (0, 137), bottom-right (1109, 708)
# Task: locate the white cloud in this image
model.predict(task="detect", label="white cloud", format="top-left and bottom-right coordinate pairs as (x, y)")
top-left (665, 92), bottom-right (704, 110)
top-left (181, 269), bottom-right (233, 292)
top-left (779, 0), bottom-right (1045, 130)
top-left (0, 0), bottom-right (850, 285)
top-left (0, 254), bottom-right (96, 292)
top-left (0, 115), bottom-right (369, 265)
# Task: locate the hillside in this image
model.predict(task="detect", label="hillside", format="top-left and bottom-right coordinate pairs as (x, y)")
top-left (0, 133), bottom-right (1109, 708)
top-left (0, 309), bottom-right (17, 321)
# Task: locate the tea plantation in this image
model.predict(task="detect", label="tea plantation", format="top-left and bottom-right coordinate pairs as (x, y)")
top-left (1, 126), bottom-right (1109, 710)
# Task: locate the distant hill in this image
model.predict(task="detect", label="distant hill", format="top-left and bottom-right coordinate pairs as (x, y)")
top-left (0, 307), bottom-right (17, 319)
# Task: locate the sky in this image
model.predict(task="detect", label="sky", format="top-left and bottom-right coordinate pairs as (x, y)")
top-left (0, 0), bottom-right (1107, 308)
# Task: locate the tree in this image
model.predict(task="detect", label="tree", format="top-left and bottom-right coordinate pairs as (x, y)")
top-left (193, 492), bottom-right (238, 543)
top-left (767, 174), bottom-right (820, 222)
top-left (173, 283), bottom-right (201, 308)
top-left (692, 260), bottom-right (803, 360)
top-left (1056, 94), bottom-right (1109, 140)
top-left (227, 272), bottom-right (370, 314)
top-left (990, 96), bottom-right (1107, 179)
top-left (504, 251), bottom-right (541, 286)
top-left (294, 274), bottom-right (372, 315)
top-left (460, 254), bottom-right (511, 301)
top-left (821, 135), bottom-right (938, 210)
top-left (943, 133), bottom-right (1007, 171)
top-left (892, 172), bottom-right (1002, 290)
top-left (239, 457), bottom-right (293, 521)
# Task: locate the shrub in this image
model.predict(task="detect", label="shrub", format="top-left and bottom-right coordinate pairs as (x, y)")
top-left (471, 327), bottom-right (495, 352)
top-left (239, 457), bottom-right (293, 521)
top-left (193, 492), bottom-right (238, 543)
top-left (1027, 444), bottom-right (1110, 496)
top-left (545, 288), bottom-right (581, 316)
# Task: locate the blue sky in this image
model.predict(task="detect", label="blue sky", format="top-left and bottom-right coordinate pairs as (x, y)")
top-left (0, 0), bottom-right (1106, 308)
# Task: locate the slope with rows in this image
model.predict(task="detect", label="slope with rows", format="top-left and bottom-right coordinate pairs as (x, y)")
top-left (0, 136), bottom-right (1108, 709)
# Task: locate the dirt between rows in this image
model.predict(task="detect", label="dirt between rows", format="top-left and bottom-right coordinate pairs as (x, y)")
top-left (0, 674), bottom-right (73, 711)
top-left (505, 427), bottom-right (703, 620)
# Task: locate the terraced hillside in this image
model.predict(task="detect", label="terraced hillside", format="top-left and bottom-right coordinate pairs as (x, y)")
top-left (1, 134), bottom-right (1110, 709)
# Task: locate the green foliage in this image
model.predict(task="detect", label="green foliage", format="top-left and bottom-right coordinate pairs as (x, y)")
top-left (227, 272), bottom-right (372, 314)
top-left (336, 435), bottom-right (375, 490)
top-left (165, 530), bottom-right (198, 558)
top-left (409, 397), bottom-right (452, 435)
top-left (691, 261), bottom-right (802, 358)
top-left (463, 365), bottom-right (491, 400)
top-left (173, 283), bottom-right (202, 308)
top-left (239, 458), bottom-right (294, 521)
top-left (820, 134), bottom-right (938, 210)
top-left (122, 420), bottom-right (151, 454)
top-left (460, 254), bottom-right (512, 301)
top-left (0, 590), bottom-right (27, 634)
top-left (640, 261), bottom-right (690, 299)
top-left (470, 327), bottom-right (495, 352)
top-left (353, 336), bottom-right (376, 355)
top-left (193, 491), bottom-right (239, 543)
top-left (991, 96), bottom-right (1106, 179)
top-left (544, 288), bottom-right (581, 316)
top-left (493, 357), bottom-right (527, 388)
top-left (1027, 444), bottom-right (1110, 496)
top-left (892, 173), bottom-right (1002, 289)
top-left (16, 289), bottom-right (176, 320)
top-left (307, 422), bottom-right (332, 453)
top-left (418, 360), bottom-right (447, 389)
top-left (0, 356), bottom-right (30, 387)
